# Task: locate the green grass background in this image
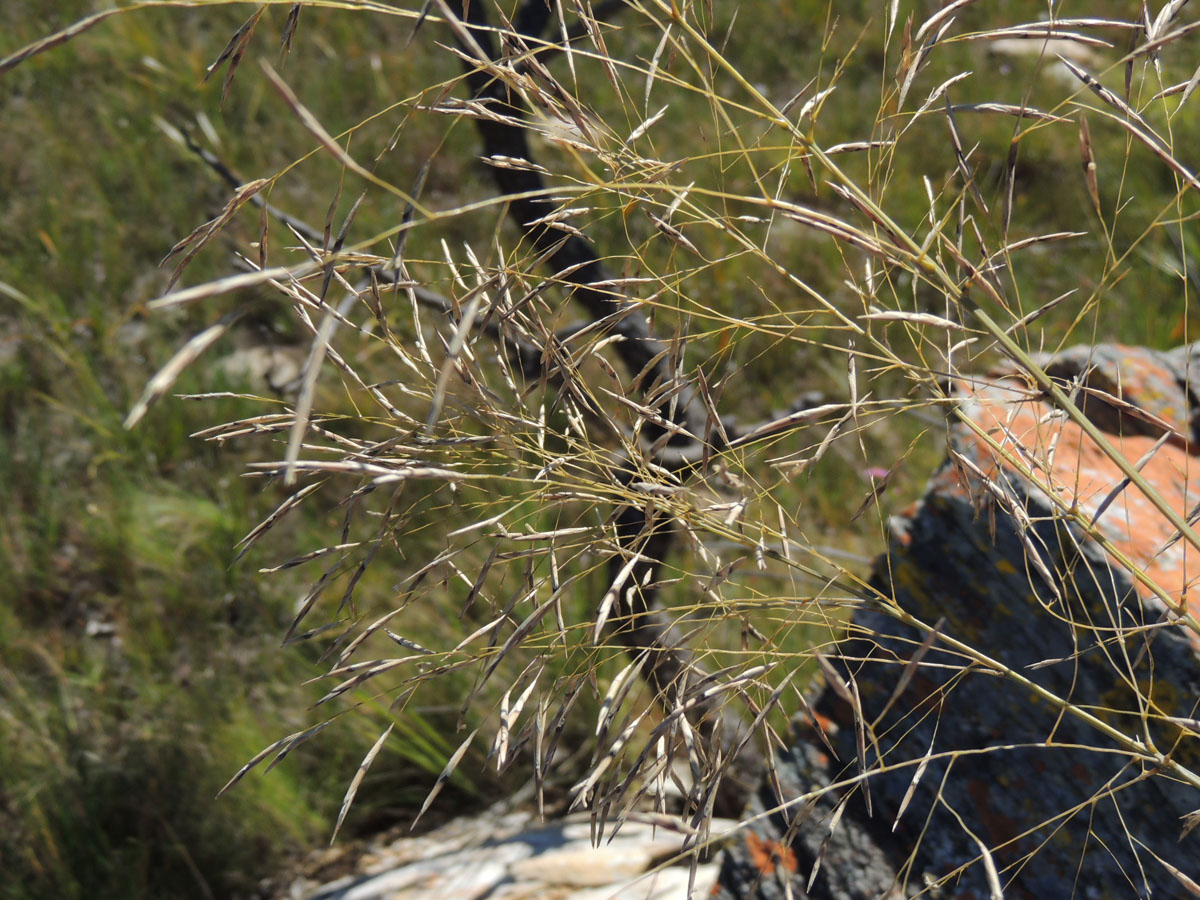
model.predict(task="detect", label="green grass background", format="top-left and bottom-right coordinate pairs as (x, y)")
top-left (2, 1), bottom-right (1198, 896)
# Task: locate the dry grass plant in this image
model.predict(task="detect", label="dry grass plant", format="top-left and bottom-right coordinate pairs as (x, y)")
top-left (6, 0), bottom-right (1200, 894)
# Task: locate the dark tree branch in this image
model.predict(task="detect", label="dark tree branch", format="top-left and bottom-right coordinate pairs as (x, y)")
top-left (446, 0), bottom-right (708, 446)
top-left (442, 0), bottom-right (763, 816)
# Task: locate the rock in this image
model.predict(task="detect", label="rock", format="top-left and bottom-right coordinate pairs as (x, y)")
top-left (716, 343), bottom-right (1200, 899)
top-left (566, 865), bottom-right (719, 900)
top-left (984, 37), bottom-right (1104, 90)
top-left (282, 807), bottom-right (733, 900)
top-left (215, 343), bottom-right (305, 393)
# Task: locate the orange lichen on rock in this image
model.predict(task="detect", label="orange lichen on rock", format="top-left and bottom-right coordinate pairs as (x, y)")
top-left (946, 345), bottom-right (1200, 636)
top-left (743, 833), bottom-right (798, 877)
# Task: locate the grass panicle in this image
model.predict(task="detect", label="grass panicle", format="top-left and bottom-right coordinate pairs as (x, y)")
top-left (4, 0), bottom-right (1200, 896)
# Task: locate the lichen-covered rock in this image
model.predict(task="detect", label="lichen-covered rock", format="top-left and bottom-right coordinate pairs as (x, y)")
top-left (717, 343), bottom-right (1200, 899)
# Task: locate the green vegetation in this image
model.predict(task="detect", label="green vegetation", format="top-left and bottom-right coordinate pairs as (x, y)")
top-left (2, 1), bottom-right (1198, 897)
top-left (0, 6), bottom-right (494, 897)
